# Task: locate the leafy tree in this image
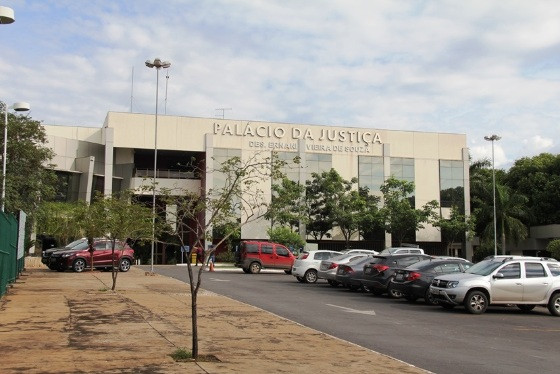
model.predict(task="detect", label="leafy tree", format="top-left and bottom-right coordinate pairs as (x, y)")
top-left (35, 202), bottom-right (82, 246)
top-left (547, 239), bottom-right (560, 260)
top-left (0, 104), bottom-right (58, 215)
top-left (380, 176), bottom-right (439, 246)
top-left (267, 226), bottom-right (305, 250)
top-left (506, 153), bottom-right (560, 225)
top-left (306, 169), bottom-right (363, 249)
top-left (434, 205), bottom-right (475, 255)
top-left (96, 191), bottom-right (153, 290)
top-left (357, 187), bottom-right (383, 240)
top-left (265, 177), bottom-right (307, 231)
top-left (491, 184), bottom-right (528, 255)
top-left (161, 152), bottom-right (284, 359)
top-left (73, 198), bottom-right (107, 271)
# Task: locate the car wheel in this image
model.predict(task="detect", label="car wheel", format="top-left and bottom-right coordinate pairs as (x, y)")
top-left (47, 264), bottom-right (57, 271)
top-left (547, 293), bottom-right (560, 316)
top-left (464, 290), bottom-right (488, 314)
top-left (249, 262), bottom-right (261, 274)
top-left (361, 285), bottom-right (371, 293)
top-left (327, 280), bottom-right (339, 287)
top-left (72, 258), bottom-right (86, 273)
top-left (516, 304), bottom-right (536, 312)
top-left (296, 276), bottom-right (306, 283)
top-left (119, 258), bottom-right (131, 272)
top-left (387, 284), bottom-right (403, 299)
top-left (348, 284), bottom-right (361, 291)
top-left (424, 289), bottom-right (439, 306)
top-left (284, 269), bottom-right (292, 275)
top-left (304, 269), bottom-right (318, 283)
top-left (242, 268), bottom-right (250, 274)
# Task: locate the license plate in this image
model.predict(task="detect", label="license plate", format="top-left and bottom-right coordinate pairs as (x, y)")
top-left (394, 274), bottom-right (404, 281)
top-left (364, 268), bottom-right (372, 274)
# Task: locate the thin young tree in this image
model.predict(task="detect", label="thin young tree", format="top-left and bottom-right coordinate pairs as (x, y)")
top-left (161, 152), bottom-right (285, 359)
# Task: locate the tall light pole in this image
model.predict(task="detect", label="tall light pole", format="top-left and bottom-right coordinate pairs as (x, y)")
top-left (145, 58), bottom-right (171, 272)
top-left (2, 102), bottom-right (30, 212)
top-left (484, 134), bottom-right (501, 256)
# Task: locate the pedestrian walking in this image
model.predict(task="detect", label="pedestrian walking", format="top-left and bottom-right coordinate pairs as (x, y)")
top-left (195, 246), bottom-right (204, 266)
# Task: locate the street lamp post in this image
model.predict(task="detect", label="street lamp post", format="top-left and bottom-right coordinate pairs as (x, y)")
top-left (2, 102), bottom-right (31, 212)
top-left (0, 6), bottom-right (15, 24)
top-left (145, 58), bottom-right (171, 272)
top-left (484, 134), bottom-right (501, 256)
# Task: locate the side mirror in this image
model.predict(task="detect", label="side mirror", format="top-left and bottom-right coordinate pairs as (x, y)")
top-left (493, 272), bottom-right (504, 279)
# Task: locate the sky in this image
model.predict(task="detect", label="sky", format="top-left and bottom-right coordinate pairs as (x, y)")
top-left (1, 0), bottom-right (560, 169)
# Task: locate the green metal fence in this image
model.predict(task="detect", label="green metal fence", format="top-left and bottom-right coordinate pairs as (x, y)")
top-left (0, 211), bottom-right (19, 298)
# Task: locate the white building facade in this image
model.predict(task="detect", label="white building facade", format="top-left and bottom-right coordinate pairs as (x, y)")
top-left (43, 112), bottom-right (471, 258)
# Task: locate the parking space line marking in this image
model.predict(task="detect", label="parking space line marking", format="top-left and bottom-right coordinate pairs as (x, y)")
top-left (326, 303), bottom-right (376, 315)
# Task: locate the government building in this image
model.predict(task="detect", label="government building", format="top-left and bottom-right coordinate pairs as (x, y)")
top-left (43, 112), bottom-right (471, 260)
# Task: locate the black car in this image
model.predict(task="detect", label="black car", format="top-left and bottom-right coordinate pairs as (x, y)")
top-left (360, 254), bottom-right (432, 296)
top-left (41, 238), bottom-right (88, 270)
top-left (334, 255), bottom-right (376, 291)
top-left (390, 258), bottom-right (473, 305)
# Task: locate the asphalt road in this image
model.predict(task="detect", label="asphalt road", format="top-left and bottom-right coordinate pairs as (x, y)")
top-left (145, 265), bottom-right (560, 374)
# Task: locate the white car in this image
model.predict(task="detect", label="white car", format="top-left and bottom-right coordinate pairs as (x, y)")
top-left (318, 252), bottom-right (377, 286)
top-left (292, 250), bottom-right (342, 283)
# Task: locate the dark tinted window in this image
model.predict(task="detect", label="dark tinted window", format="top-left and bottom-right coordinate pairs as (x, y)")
top-left (499, 263), bottom-right (520, 279)
top-left (275, 246), bottom-right (289, 257)
top-left (244, 243), bottom-right (259, 253)
top-left (396, 256), bottom-right (420, 267)
top-left (261, 245), bottom-right (273, 254)
top-left (525, 263), bottom-right (546, 278)
top-left (547, 263), bottom-right (560, 276)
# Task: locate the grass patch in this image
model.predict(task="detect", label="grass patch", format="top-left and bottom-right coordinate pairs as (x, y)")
top-left (170, 348), bottom-right (192, 361)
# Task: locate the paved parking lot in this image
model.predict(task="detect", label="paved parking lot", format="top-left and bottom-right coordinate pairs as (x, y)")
top-left (152, 265), bottom-right (560, 374)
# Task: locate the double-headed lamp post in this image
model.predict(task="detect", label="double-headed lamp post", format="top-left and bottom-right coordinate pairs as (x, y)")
top-left (2, 102), bottom-right (31, 212)
top-left (484, 134), bottom-right (501, 256)
top-left (145, 58), bottom-right (171, 272)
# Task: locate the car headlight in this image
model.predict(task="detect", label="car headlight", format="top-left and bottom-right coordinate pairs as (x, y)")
top-left (447, 281), bottom-right (459, 288)
top-left (62, 253), bottom-right (72, 258)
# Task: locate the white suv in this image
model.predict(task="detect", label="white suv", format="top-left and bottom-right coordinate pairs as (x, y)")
top-left (429, 256), bottom-right (560, 316)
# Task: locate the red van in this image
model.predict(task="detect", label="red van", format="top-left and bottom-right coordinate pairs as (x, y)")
top-left (235, 241), bottom-right (296, 274)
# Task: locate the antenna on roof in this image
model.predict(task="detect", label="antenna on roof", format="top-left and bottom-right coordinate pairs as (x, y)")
top-left (215, 107), bottom-right (232, 119)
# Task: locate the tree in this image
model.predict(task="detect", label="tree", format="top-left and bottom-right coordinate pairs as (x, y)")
top-left (96, 191), bottom-right (153, 290)
top-left (265, 177), bottom-right (307, 231)
top-left (547, 239), bottom-right (560, 260)
top-left (267, 226), bottom-right (305, 250)
top-left (491, 184), bottom-right (528, 255)
top-left (306, 169), bottom-right (363, 249)
top-left (161, 152), bottom-right (284, 359)
top-left (0, 104), bottom-right (58, 215)
top-left (434, 205), bottom-right (475, 255)
top-left (357, 187), bottom-right (383, 240)
top-left (506, 153), bottom-right (560, 225)
top-left (35, 202), bottom-right (82, 246)
top-left (380, 176), bottom-right (439, 246)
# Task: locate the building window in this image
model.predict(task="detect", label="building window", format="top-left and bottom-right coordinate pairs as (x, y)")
top-left (390, 157), bottom-right (414, 183)
top-left (213, 148), bottom-right (242, 188)
top-left (439, 160), bottom-right (464, 209)
top-left (275, 151), bottom-right (300, 182)
top-left (306, 153), bottom-right (332, 178)
top-left (54, 171), bottom-right (80, 202)
top-left (359, 156), bottom-right (384, 194)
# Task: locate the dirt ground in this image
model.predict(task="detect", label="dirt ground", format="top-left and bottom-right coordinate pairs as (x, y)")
top-left (0, 260), bottom-right (430, 373)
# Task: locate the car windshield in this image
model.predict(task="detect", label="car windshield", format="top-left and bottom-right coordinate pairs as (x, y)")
top-left (64, 239), bottom-right (87, 249)
top-left (330, 253), bottom-right (354, 262)
top-left (464, 260), bottom-right (503, 275)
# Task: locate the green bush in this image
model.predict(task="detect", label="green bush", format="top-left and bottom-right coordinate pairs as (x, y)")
top-left (547, 239), bottom-right (560, 260)
top-left (216, 250), bottom-right (235, 263)
top-left (267, 226), bottom-right (305, 250)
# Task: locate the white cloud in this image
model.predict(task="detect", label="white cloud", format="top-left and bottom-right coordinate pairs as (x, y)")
top-left (1, 0), bottom-right (560, 166)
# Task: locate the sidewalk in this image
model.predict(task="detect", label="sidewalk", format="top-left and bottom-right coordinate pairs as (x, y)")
top-left (0, 261), bottom-right (429, 373)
